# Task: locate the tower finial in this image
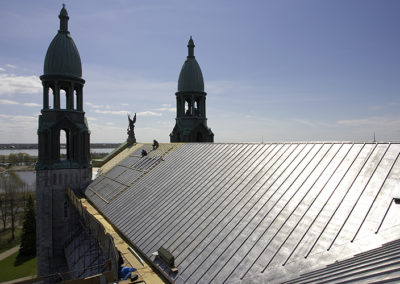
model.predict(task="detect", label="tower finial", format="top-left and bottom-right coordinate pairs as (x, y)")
top-left (59, 4), bottom-right (69, 32)
top-left (188, 36), bottom-right (195, 58)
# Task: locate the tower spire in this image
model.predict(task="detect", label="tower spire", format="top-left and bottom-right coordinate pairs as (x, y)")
top-left (37, 6), bottom-right (91, 278)
top-left (188, 36), bottom-right (195, 58)
top-left (59, 4), bottom-right (69, 32)
top-left (171, 37), bottom-right (214, 142)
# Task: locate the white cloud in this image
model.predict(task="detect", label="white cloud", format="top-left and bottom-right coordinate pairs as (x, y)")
top-left (0, 114), bottom-right (37, 124)
top-left (0, 99), bottom-right (19, 105)
top-left (0, 67), bottom-right (5, 72)
top-left (0, 100), bottom-right (41, 107)
top-left (11, 115), bottom-right (37, 122)
top-left (86, 102), bottom-right (112, 110)
top-left (86, 117), bottom-right (98, 122)
top-left (293, 119), bottom-right (317, 128)
top-left (94, 109), bottom-right (129, 115)
top-left (5, 64), bottom-right (16, 69)
top-left (23, 102), bottom-right (41, 107)
top-left (137, 111), bottom-right (162, 117)
top-left (155, 107), bottom-right (176, 112)
top-left (0, 73), bottom-right (41, 96)
top-left (92, 109), bottom-right (162, 117)
top-left (85, 102), bottom-right (102, 108)
top-left (337, 117), bottom-right (400, 127)
top-left (0, 99), bottom-right (40, 108)
top-left (0, 114), bottom-right (38, 143)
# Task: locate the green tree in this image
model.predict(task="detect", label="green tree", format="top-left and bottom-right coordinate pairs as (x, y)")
top-left (0, 193), bottom-right (7, 231)
top-left (18, 195), bottom-right (36, 258)
top-left (8, 153), bottom-right (17, 165)
top-left (7, 171), bottom-right (23, 240)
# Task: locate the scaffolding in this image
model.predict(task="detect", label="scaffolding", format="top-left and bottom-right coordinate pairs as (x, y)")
top-left (65, 187), bottom-right (119, 282)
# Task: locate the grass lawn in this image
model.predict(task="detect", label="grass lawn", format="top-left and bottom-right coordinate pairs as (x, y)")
top-left (0, 228), bottom-right (22, 254)
top-left (0, 251), bottom-right (36, 282)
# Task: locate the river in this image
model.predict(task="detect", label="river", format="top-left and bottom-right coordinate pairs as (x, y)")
top-left (0, 148), bottom-right (114, 192)
top-left (0, 148), bottom-right (114, 156)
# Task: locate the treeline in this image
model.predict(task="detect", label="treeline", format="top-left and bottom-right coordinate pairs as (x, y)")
top-left (0, 171), bottom-right (34, 240)
top-left (0, 153), bottom-right (36, 166)
top-left (0, 143), bottom-right (120, 150)
top-left (0, 152), bottom-right (110, 167)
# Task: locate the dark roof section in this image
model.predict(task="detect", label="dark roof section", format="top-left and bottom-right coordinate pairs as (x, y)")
top-left (43, 5), bottom-right (82, 78)
top-left (85, 142), bottom-right (400, 283)
top-left (177, 37), bottom-right (205, 92)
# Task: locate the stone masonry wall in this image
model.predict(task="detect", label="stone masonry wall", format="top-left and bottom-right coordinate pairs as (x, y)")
top-left (36, 168), bottom-right (91, 278)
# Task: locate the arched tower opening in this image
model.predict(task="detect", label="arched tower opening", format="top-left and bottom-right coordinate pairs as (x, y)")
top-left (59, 129), bottom-right (71, 160)
top-left (60, 89), bottom-right (67, 109)
top-left (74, 89), bottom-right (78, 111)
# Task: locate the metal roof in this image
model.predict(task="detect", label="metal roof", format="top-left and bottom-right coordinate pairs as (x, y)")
top-left (85, 142), bottom-right (400, 283)
top-left (283, 238), bottom-right (400, 283)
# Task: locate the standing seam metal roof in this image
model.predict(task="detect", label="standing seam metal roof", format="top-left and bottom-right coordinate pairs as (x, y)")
top-left (85, 142), bottom-right (400, 283)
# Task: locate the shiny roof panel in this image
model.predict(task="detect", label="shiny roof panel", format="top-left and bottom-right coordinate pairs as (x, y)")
top-left (85, 142), bottom-right (400, 283)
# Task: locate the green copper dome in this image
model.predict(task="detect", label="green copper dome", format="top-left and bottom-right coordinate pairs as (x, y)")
top-left (177, 37), bottom-right (204, 92)
top-left (43, 5), bottom-right (82, 78)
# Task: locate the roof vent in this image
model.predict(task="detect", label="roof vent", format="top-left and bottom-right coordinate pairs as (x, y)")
top-left (158, 246), bottom-right (175, 268)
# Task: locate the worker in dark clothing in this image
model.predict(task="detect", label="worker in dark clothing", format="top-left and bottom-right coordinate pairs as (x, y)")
top-left (153, 140), bottom-right (159, 150)
top-left (118, 250), bottom-right (124, 272)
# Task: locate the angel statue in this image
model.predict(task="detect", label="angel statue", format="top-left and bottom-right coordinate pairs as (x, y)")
top-left (127, 113), bottom-right (136, 144)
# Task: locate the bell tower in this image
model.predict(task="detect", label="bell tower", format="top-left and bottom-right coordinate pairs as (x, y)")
top-left (36, 5), bottom-right (91, 277)
top-left (170, 37), bottom-right (214, 142)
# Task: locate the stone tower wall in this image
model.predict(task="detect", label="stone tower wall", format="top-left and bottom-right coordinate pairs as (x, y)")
top-left (36, 168), bottom-right (91, 277)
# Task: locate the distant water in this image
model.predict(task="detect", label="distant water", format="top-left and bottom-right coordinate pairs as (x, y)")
top-left (16, 171), bottom-right (36, 190)
top-left (1, 168), bottom-right (103, 193)
top-left (0, 148), bottom-right (115, 192)
top-left (0, 171), bottom-right (35, 192)
top-left (0, 148), bottom-right (114, 156)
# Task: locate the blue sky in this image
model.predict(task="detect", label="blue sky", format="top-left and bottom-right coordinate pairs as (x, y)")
top-left (0, 0), bottom-right (399, 143)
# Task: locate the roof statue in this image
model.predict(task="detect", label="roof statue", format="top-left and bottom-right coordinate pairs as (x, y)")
top-left (127, 113), bottom-right (137, 144)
